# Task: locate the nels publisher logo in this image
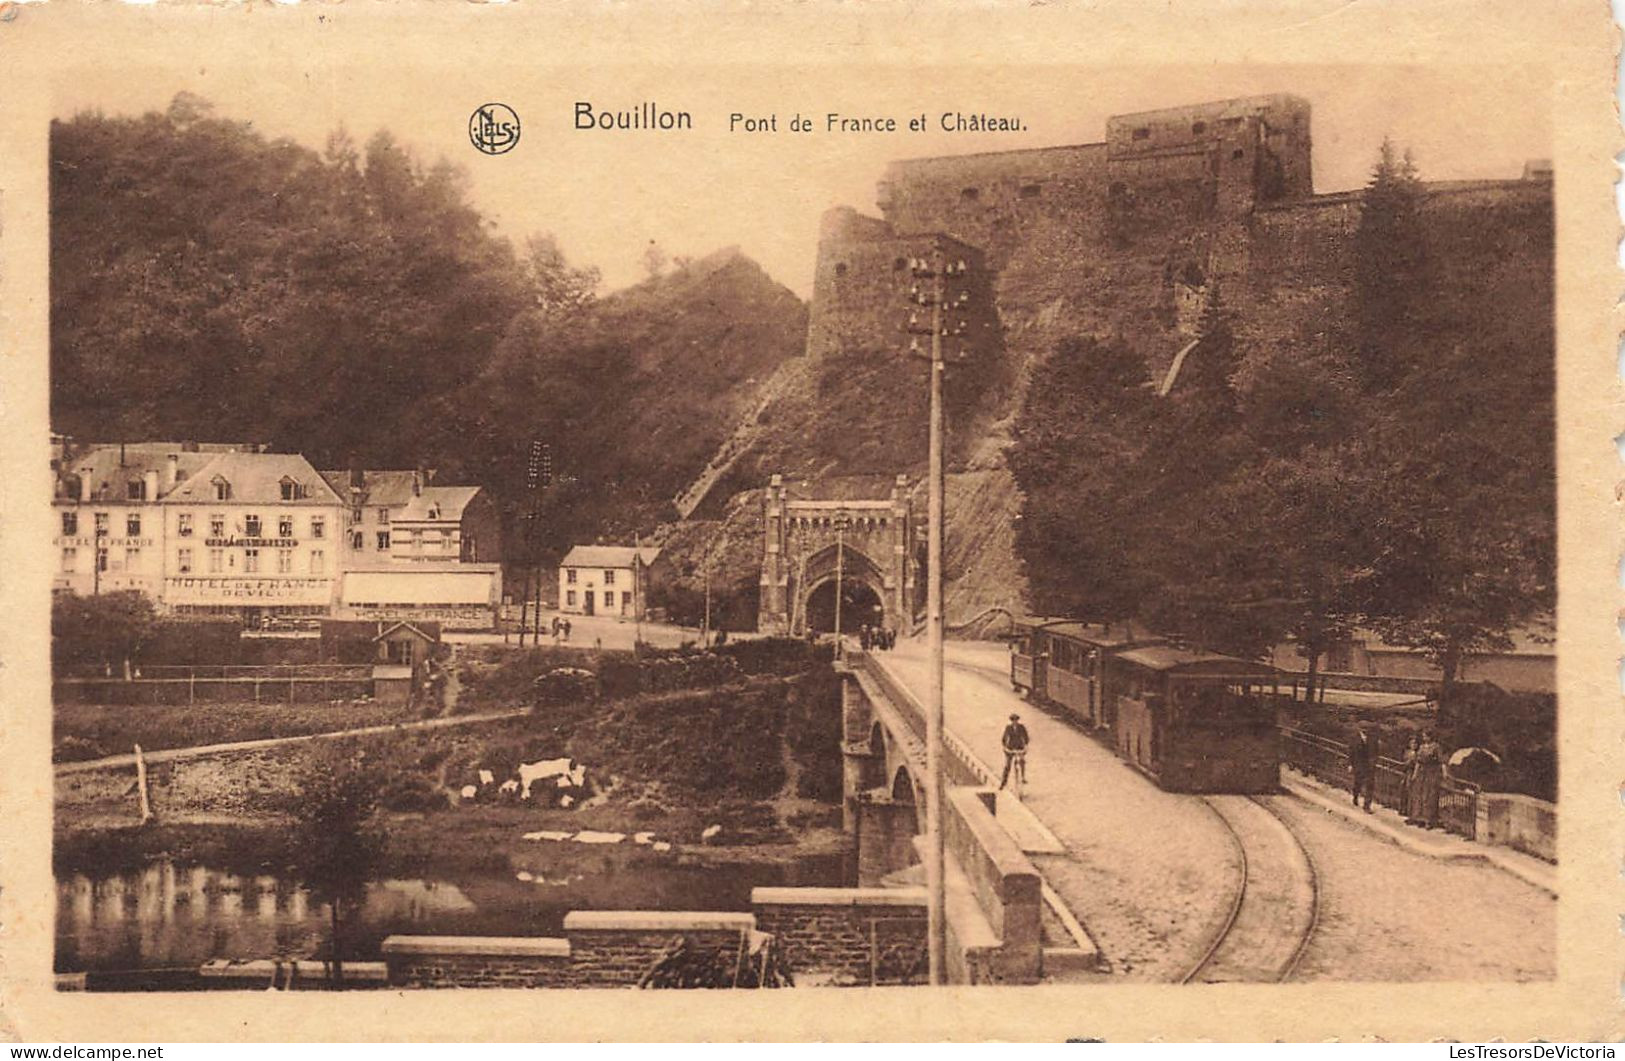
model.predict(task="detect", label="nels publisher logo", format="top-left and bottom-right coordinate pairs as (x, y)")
top-left (470, 103), bottom-right (521, 155)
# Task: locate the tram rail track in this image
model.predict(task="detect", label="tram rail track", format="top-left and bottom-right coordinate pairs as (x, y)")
top-left (1181, 794), bottom-right (1320, 983)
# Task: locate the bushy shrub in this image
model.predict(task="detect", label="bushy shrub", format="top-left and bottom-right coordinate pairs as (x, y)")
top-left (533, 666), bottom-right (598, 707)
top-left (715, 637), bottom-right (832, 675)
top-left (377, 775), bottom-right (447, 813)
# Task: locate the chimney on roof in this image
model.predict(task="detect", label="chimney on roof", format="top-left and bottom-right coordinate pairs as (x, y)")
top-left (164, 454), bottom-right (179, 493)
top-left (77, 467), bottom-right (92, 503)
top-left (349, 456), bottom-right (364, 490)
top-left (119, 442), bottom-right (126, 467)
top-left (143, 469), bottom-right (160, 501)
top-left (182, 440), bottom-right (199, 453)
top-left (413, 467), bottom-right (424, 497)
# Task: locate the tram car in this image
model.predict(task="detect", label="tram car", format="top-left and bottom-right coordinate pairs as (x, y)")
top-left (1009, 616), bottom-right (1283, 793)
top-left (1008, 618), bottom-right (1164, 730)
top-left (1108, 645), bottom-right (1282, 793)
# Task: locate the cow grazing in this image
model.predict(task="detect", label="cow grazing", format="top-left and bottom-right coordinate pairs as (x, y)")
top-left (517, 757), bottom-right (576, 800)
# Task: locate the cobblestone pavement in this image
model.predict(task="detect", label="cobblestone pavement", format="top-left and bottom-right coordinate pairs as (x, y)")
top-left (879, 638), bottom-right (1557, 983)
top-left (878, 640), bottom-right (1240, 981)
top-left (1265, 795), bottom-right (1556, 981)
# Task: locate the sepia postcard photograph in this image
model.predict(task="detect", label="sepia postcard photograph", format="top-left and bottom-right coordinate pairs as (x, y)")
top-left (0, 0), bottom-right (1617, 1043)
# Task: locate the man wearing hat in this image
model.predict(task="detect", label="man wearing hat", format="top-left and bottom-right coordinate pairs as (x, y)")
top-left (1000, 712), bottom-right (1031, 791)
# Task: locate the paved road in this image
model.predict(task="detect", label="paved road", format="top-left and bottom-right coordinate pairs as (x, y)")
top-left (450, 613), bottom-right (739, 652)
top-left (876, 638), bottom-right (1239, 981)
top-left (877, 637), bottom-right (1556, 982)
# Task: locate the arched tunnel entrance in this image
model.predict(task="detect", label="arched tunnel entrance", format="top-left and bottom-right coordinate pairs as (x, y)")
top-left (804, 577), bottom-right (885, 633)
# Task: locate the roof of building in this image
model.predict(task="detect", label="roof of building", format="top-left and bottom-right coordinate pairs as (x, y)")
top-left (372, 620), bottom-right (441, 644)
top-left (1113, 644), bottom-right (1277, 676)
top-left (58, 447), bottom-right (217, 502)
top-left (341, 568), bottom-right (497, 605)
top-left (395, 486), bottom-right (483, 523)
top-left (318, 470), bottom-right (423, 507)
top-left (166, 452), bottom-right (343, 506)
top-left (561, 545), bottom-right (661, 569)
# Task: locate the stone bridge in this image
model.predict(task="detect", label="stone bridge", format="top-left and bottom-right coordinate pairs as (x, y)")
top-left (836, 651), bottom-right (1061, 984)
top-left (758, 475), bottom-right (918, 636)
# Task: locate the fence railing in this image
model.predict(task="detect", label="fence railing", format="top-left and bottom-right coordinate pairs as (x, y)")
top-left (1279, 726), bottom-right (1478, 840)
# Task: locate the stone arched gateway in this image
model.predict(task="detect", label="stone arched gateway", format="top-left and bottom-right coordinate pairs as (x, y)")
top-left (758, 474), bottom-right (919, 636)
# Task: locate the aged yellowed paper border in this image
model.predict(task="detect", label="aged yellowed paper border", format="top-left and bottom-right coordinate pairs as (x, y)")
top-left (0, 0), bottom-right (1618, 1041)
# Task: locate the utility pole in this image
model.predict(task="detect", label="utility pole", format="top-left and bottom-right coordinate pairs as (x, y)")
top-left (833, 512), bottom-right (851, 656)
top-left (523, 441), bottom-right (550, 647)
top-left (908, 242), bottom-right (970, 987)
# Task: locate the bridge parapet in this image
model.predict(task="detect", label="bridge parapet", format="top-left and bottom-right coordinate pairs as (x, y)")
top-left (840, 650), bottom-right (1046, 983)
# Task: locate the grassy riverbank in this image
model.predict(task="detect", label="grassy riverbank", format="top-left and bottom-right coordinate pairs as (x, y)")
top-left (56, 668), bottom-right (848, 878)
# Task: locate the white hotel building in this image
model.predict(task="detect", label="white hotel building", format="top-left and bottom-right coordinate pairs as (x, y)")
top-left (53, 444), bottom-right (502, 630)
top-left (54, 444), bottom-right (344, 625)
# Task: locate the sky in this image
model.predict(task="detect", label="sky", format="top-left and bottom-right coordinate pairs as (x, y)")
top-left (55, 63), bottom-right (1551, 299)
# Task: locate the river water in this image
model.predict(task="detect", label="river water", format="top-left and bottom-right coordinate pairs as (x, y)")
top-left (56, 852), bottom-right (847, 977)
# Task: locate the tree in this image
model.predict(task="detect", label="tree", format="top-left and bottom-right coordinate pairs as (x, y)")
top-left (51, 591), bottom-right (157, 674)
top-left (1352, 138), bottom-right (1428, 390)
top-left (289, 748), bottom-right (385, 988)
top-left (1008, 336), bottom-right (1159, 623)
top-left (523, 233), bottom-right (601, 319)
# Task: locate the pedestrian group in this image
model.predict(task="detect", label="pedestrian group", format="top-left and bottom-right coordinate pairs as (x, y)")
top-left (1347, 721), bottom-right (1445, 830)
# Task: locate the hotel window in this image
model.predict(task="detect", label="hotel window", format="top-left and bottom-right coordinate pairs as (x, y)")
top-left (244, 514), bottom-right (262, 537)
top-left (567, 569), bottom-right (577, 584)
top-left (126, 514), bottom-right (141, 537)
top-left (279, 478), bottom-right (299, 501)
top-left (213, 478), bottom-right (231, 501)
top-left (310, 516), bottom-right (325, 539)
top-left (61, 511), bottom-right (77, 536)
top-left (208, 548), bottom-right (224, 573)
top-left (310, 549), bottom-right (326, 575)
top-left (94, 512), bottom-right (109, 535)
top-left (351, 531), bottom-right (364, 550)
top-left (60, 546), bottom-right (76, 572)
top-left (277, 548), bottom-right (294, 574)
top-left (278, 516), bottom-right (294, 538)
top-left (128, 480), bottom-right (145, 501)
top-left (604, 570), bottom-right (617, 586)
top-left (177, 513), bottom-right (193, 537)
top-left (376, 531), bottom-right (391, 551)
top-left (563, 589), bottom-right (575, 606)
top-left (622, 591), bottom-right (632, 608)
top-left (378, 507), bottom-right (390, 525)
top-left (210, 514), bottom-right (225, 537)
top-left (244, 548), bottom-right (260, 573)
top-left (96, 547), bottom-right (108, 573)
top-left (177, 547), bottom-right (193, 574)
top-left (350, 506), bottom-right (363, 526)
top-left (125, 546), bottom-right (142, 568)
top-left (604, 591), bottom-right (614, 609)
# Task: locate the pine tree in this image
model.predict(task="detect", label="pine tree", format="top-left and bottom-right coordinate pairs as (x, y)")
top-left (1353, 138), bottom-right (1428, 389)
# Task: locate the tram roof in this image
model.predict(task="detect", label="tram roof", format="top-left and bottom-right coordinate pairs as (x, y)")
top-left (1111, 644), bottom-right (1278, 676)
top-left (1023, 618), bottom-right (1160, 647)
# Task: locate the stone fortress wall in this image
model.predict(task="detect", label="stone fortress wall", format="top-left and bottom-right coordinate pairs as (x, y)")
top-left (808, 93), bottom-right (1547, 371)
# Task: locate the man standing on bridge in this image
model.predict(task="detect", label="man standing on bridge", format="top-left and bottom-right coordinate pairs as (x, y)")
top-left (1000, 712), bottom-right (1030, 791)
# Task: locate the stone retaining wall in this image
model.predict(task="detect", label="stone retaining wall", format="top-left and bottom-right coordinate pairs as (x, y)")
top-left (751, 886), bottom-right (927, 986)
